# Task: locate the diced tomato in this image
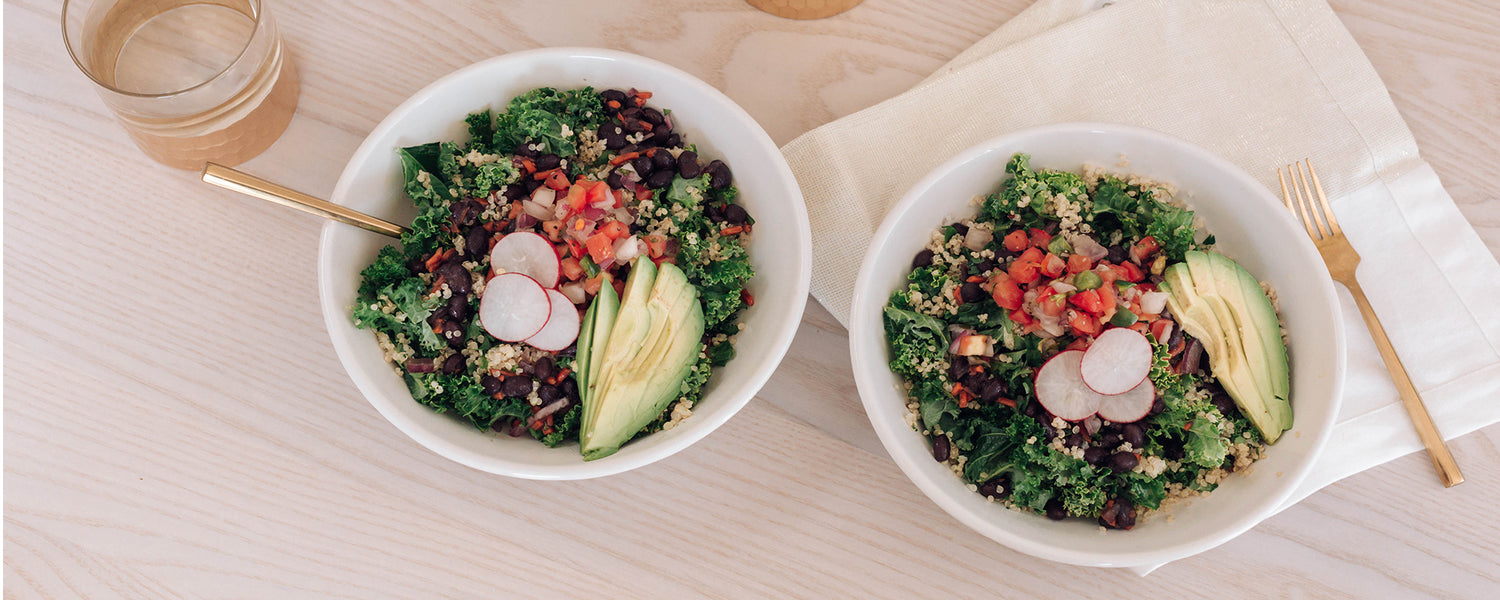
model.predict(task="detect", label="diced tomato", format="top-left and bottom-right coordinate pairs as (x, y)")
top-left (612, 188), bottom-right (625, 208)
top-left (1035, 286), bottom-right (1064, 317)
top-left (560, 257), bottom-right (584, 281)
top-left (584, 274), bottom-right (604, 296)
top-left (1018, 247), bottom-right (1044, 264)
top-left (990, 272), bottom-right (1023, 310)
top-left (1130, 236), bottom-right (1160, 263)
top-left (1028, 227), bottom-right (1051, 249)
top-left (1040, 253), bottom-right (1067, 278)
top-left (545, 170), bottom-right (571, 191)
top-left (564, 184), bottom-right (589, 212)
top-left (1113, 260), bottom-right (1145, 283)
top-left (1098, 285), bottom-right (1117, 321)
top-left (566, 238), bottom-right (585, 260)
top-left (584, 180), bottom-right (610, 207)
top-left (1069, 310), bottom-right (1102, 337)
top-left (1066, 253), bottom-right (1093, 274)
top-left (1003, 230), bottom-right (1029, 252)
top-left (1150, 318), bottom-right (1174, 343)
top-left (1065, 337), bottom-right (1092, 352)
top-left (1009, 308), bottom-right (1035, 326)
top-left (598, 220), bottom-right (628, 240)
top-left (1008, 257), bottom-right (1041, 285)
top-left (541, 220), bottom-right (563, 242)
top-left (1068, 289), bottom-right (1105, 315)
top-left (586, 232), bottom-right (615, 264)
top-left (644, 234), bottom-right (667, 258)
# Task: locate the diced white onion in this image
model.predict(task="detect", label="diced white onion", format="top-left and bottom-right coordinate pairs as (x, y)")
top-left (613, 235), bottom-right (641, 263)
top-left (963, 227), bottom-right (993, 252)
top-left (531, 187), bottom-right (556, 209)
top-left (521, 199), bottom-right (553, 221)
top-left (1069, 234), bottom-right (1109, 261)
top-left (1051, 281), bottom-right (1077, 294)
top-left (559, 281), bottom-right (587, 304)
top-left (1140, 291), bottom-right (1169, 315)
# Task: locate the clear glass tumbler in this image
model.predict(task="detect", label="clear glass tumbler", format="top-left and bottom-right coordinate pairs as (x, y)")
top-left (62, 0), bottom-right (299, 169)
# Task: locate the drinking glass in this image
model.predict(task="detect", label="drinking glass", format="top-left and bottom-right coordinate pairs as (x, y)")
top-left (62, 0), bottom-right (299, 169)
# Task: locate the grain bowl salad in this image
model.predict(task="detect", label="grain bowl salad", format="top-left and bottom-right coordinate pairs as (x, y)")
top-left (353, 87), bottom-right (755, 461)
top-left (883, 154), bottom-right (1291, 529)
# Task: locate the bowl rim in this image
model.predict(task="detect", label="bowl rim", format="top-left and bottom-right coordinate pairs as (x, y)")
top-left (317, 47), bottom-right (812, 480)
top-left (848, 122), bottom-right (1345, 566)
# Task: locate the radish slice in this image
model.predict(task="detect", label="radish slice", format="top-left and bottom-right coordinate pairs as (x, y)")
top-left (1096, 379), bottom-right (1156, 423)
top-left (479, 273), bottom-right (552, 342)
top-left (489, 232), bottom-right (561, 288)
top-left (1033, 350), bottom-right (1102, 421)
top-left (1079, 327), bottom-right (1153, 395)
top-left (524, 289), bottom-right (581, 351)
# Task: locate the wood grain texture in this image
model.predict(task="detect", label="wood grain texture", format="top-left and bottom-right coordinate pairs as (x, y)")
top-left (5, 0), bottom-right (1498, 597)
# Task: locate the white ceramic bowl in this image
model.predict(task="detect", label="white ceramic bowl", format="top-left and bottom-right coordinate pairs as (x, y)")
top-left (320, 48), bottom-right (811, 480)
top-left (849, 123), bottom-right (1345, 567)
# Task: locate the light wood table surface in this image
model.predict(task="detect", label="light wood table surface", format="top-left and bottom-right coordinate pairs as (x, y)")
top-left (6, 0), bottom-right (1499, 597)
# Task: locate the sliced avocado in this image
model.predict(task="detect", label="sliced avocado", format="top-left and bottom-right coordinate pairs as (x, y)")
top-left (1205, 252), bottom-right (1292, 428)
top-left (1163, 253), bottom-right (1292, 442)
top-left (576, 273), bottom-right (618, 436)
top-left (582, 262), bottom-right (654, 450)
top-left (581, 262), bottom-right (704, 461)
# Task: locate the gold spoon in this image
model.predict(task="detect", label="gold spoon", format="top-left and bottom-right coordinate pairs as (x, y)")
top-left (201, 163), bottom-right (407, 238)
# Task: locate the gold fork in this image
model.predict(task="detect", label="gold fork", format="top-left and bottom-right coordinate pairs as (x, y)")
top-left (1279, 161), bottom-right (1464, 487)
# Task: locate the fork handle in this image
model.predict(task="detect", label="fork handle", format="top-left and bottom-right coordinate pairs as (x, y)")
top-left (1343, 278), bottom-right (1465, 487)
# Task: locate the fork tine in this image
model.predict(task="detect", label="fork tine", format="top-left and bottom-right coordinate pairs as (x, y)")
top-left (1295, 161), bottom-right (1330, 239)
top-left (1306, 161), bottom-right (1341, 236)
top-left (1277, 169), bottom-right (1296, 212)
top-left (1287, 164), bottom-right (1320, 239)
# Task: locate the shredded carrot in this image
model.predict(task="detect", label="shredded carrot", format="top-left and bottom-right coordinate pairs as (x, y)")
top-left (639, 121), bottom-right (653, 132)
top-left (966, 275), bottom-right (985, 283)
top-left (508, 203), bottom-right (523, 220)
top-left (719, 225), bottom-right (744, 236)
top-left (606, 100), bottom-right (621, 109)
top-left (551, 368), bottom-right (572, 386)
top-left (969, 365), bottom-right (985, 374)
top-left (633, 96), bottom-right (647, 107)
top-left (423, 252), bottom-right (444, 272)
top-left (608, 151), bottom-right (640, 166)
top-left (635, 91), bottom-right (653, 100)
top-left (530, 419), bottom-right (544, 431)
top-left (997, 397), bottom-right (1017, 408)
top-left (521, 158), bottom-right (535, 173)
top-left (533, 167), bottom-right (559, 181)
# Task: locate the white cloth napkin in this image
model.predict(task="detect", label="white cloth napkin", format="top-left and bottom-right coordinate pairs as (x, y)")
top-left (777, 0), bottom-right (1500, 574)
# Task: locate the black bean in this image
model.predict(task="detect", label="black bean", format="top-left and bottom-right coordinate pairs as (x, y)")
top-left (560, 377), bottom-right (580, 401)
top-left (1099, 498), bottom-right (1137, 530)
top-left (723, 204), bottom-right (749, 225)
top-left (646, 169), bottom-right (675, 190)
top-left (677, 151), bottom-right (701, 178)
top-left (537, 384), bottom-right (563, 405)
top-left (438, 262), bottom-right (472, 296)
top-left (1083, 446), bottom-right (1110, 465)
top-left (440, 321), bottom-right (465, 349)
top-left (1065, 431), bottom-right (1089, 449)
top-left (407, 256), bottom-right (427, 273)
top-left (445, 294), bottom-right (470, 321)
top-left (532, 357), bottom-right (556, 382)
top-left (931, 435), bottom-right (950, 462)
top-left (1149, 397), bottom-right (1167, 416)
top-left (706, 203), bottom-right (726, 223)
top-left (440, 353), bottom-right (466, 375)
top-left (973, 259), bottom-right (997, 274)
top-left (993, 245), bottom-right (1018, 260)
top-left (450, 200), bottom-right (481, 227)
top-left (622, 117), bottom-right (648, 134)
top-left (1023, 397), bottom-right (1043, 418)
top-left (1106, 244), bottom-right (1128, 264)
top-left (464, 226), bottom-right (489, 259)
top-left (631, 155), bottom-right (654, 177)
top-left (1167, 320), bottom-right (1185, 349)
top-left (513, 142), bottom-right (539, 158)
top-left (604, 133), bottom-right (627, 151)
top-left (663, 133), bottom-right (682, 148)
top-left (1096, 431), bottom-right (1122, 448)
top-left (503, 183), bottom-right (528, 200)
top-left (652, 150), bottom-right (676, 172)
top-left (1163, 439), bottom-right (1185, 460)
top-left (650, 126), bottom-right (674, 147)
top-left (481, 375), bottom-right (504, 396)
top-left (706, 160), bottom-right (732, 189)
top-left (959, 282), bottom-right (985, 304)
top-left (507, 418), bottom-right (528, 437)
top-left (618, 106), bottom-right (642, 122)
top-left (639, 107), bottom-right (665, 125)
top-left (947, 359), bottom-right (969, 383)
top-left (1210, 386), bottom-right (1240, 419)
top-left (1044, 498), bottom-right (1068, 521)
top-left (960, 371), bottom-right (985, 392)
top-left (600, 89), bottom-right (627, 105)
top-left (912, 249), bottom-right (935, 269)
top-left (950, 222), bottom-right (970, 236)
top-left (404, 358), bottom-right (436, 373)
top-left (501, 375), bottom-right (534, 398)
top-left (979, 379), bottom-right (1006, 403)
top-left (1122, 423), bottom-right (1146, 449)
top-left (533, 154), bottom-right (561, 171)
top-left (522, 177), bottom-right (542, 194)
top-left (1106, 452), bottom-right (1139, 473)
top-left (606, 170), bottom-right (624, 189)
top-left (1038, 414), bottom-right (1057, 440)
top-left (978, 480), bottom-right (1004, 499)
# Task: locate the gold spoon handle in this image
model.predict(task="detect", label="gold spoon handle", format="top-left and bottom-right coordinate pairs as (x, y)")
top-left (201, 163), bottom-right (407, 238)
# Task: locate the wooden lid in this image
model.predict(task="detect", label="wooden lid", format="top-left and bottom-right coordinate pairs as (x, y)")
top-left (746, 0), bottom-right (863, 20)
